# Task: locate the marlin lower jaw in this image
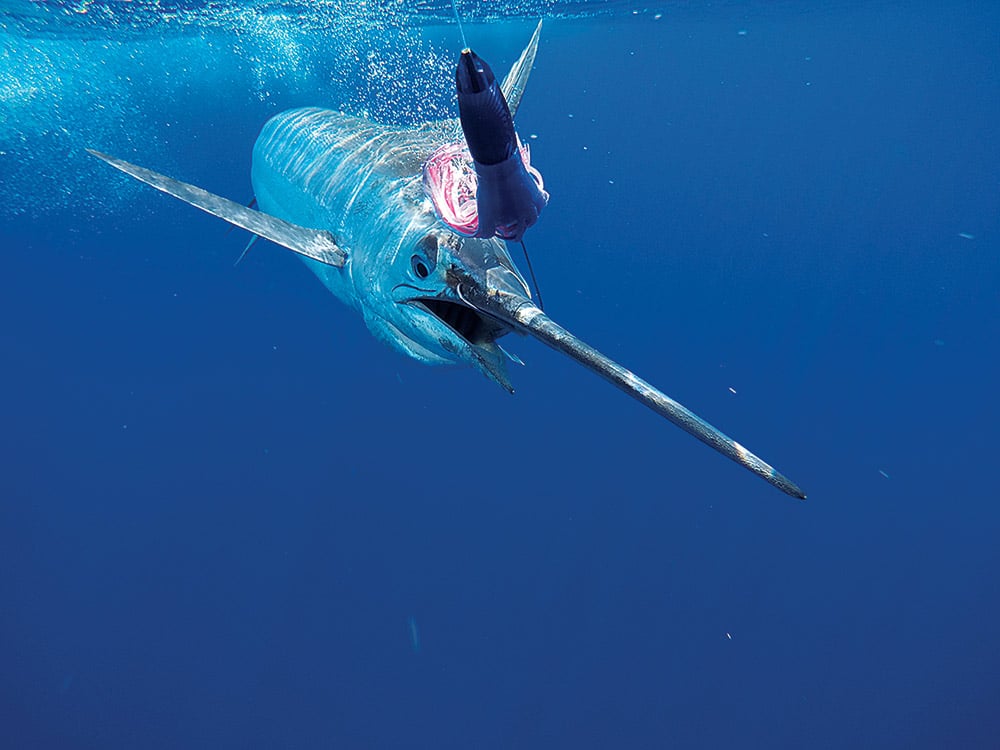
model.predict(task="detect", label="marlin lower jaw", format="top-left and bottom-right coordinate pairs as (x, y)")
top-left (410, 297), bottom-right (508, 346)
top-left (400, 295), bottom-right (516, 391)
top-left (455, 282), bottom-right (807, 500)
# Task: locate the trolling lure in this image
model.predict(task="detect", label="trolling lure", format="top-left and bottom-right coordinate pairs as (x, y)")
top-left (422, 138), bottom-right (545, 239)
top-left (423, 49), bottom-right (548, 242)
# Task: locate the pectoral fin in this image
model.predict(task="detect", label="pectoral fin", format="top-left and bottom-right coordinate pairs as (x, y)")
top-left (87, 149), bottom-right (346, 268)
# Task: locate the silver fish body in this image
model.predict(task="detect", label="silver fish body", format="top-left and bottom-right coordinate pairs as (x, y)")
top-left (88, 21), bottom-right (806, 498)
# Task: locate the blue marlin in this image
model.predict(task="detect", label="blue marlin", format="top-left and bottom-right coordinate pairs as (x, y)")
top-left (89, 23), bottom-right (805, 499)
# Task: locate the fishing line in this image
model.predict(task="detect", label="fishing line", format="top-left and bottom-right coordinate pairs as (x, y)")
top-left (451, 0), bottom-right (469, 50)
top-left (520, 239), bottom-right (544, 311)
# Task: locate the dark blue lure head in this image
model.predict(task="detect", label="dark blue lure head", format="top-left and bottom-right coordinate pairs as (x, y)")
top-left (455, 49), bottom-right (547, 243)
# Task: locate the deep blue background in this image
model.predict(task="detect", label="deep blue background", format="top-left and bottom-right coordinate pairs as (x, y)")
top-left (2, 2), bottom-right (998, 747)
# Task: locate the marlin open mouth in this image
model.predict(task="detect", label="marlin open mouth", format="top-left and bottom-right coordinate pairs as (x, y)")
top-left (412, 297), bottom-right (507, 345)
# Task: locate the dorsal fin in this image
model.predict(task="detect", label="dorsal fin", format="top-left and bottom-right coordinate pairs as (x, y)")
top-left (501, 20), bottom-right (542, 117)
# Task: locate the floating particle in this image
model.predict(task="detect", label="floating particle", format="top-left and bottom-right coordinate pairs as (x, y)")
top-left (654, 13), bottom-right (662, 20)
top-left (737, 29), bottom-right (747, 36)
top-left (728, 387), bottom-right (737, 395)
top-left (408, 616), bottom-right (420, 654)
top-left (879, 469), bottom-right (890, 479)
top-left (958, 232), bottom-right (975, 240)
top-left (933, 339), bottom-right (945, 347)
top-left (726, 632), bottom-right (733, 640)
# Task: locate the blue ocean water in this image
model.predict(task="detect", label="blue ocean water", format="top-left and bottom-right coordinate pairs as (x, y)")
top-left (2, 0), bottom-right (998, 747)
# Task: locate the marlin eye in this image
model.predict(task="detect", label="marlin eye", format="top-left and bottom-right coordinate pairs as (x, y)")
top-left (411, 254), bottom-right (433, 279)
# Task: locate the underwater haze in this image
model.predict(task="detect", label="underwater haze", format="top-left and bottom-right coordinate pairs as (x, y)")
top-left (2, 0), bottom-right (999, 747)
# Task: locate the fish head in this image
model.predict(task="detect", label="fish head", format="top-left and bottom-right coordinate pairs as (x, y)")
top-left (371, 224), bottom-right (531, 391)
